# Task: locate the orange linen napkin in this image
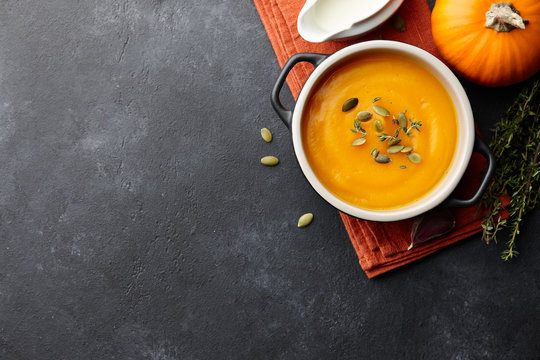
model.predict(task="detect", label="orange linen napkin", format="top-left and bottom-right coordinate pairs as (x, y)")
top-left (254, 0), bottom-right (509, 277)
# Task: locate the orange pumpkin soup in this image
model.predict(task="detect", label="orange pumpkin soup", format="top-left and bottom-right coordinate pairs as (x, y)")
top-left (302, 53), bottom-right (458, 210)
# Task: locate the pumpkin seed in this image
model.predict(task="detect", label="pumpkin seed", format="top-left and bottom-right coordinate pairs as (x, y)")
top-left (391, 14), bottom-right (406, 32)
top-left (342, 98), bottom-right (358, 112)
top-left (371, 148), bottom-right (378, 157)
top-left (356, 111), bottom-right (372, 122)
top-left (400, 165), bottom-right (407, 169)
top-left (351, 137), bottom-right (366, 146)
top-left (398, 111), bottom-right (407, 129)
top-left (388, 138), bottom-right (402, 146)
top-left (261, 156), bottom-right (279, 166)
top-left (407, 152), bottom-right (422, 164)
top-left (373, 105), bottom-right (390, 117)
top-left (374, 120), bottom-right (383, 132)
top-left (388, 145), bottom-right (405, 154)
top-left (401, 146), bottom-right (413, 153)
top-left (298, 213), bottom-right (314, 228)
top-left (375, 154), bottom-right (392, 164)
top-left (260, 128), bottom-right (272, 142)
top-left (373, 97), bottom-right (381, 103)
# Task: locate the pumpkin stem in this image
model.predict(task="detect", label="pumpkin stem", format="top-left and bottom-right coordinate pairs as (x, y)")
top-left (485, 3), bottom-right (527, 32)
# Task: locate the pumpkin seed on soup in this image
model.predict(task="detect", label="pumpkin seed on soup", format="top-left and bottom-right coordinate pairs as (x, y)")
top-left (388, 138), bottom-right (401, 146)
top-left (388, 145), bottom-right (404, 154)
top-left (298, 213), bottom-right (314, 228)
top-left (261, 156), bottom-right (279, 166)
top-left (375, 154), bottom-right (391, 164)
top-left (407, 152), bottom-right (422, 164)
top-left (356, 111), bottom-right (372, 122)
top-left (351, 138), bottom-right (366, 146)
top-left (398, 111), bottom-right (408, 129)
top-left (401, 146), bottom-right (413, 153)
top-left (342, 98), bottom-right (358, 112)
top-left (374, 120), bottom-right (383, 132)
top-left (373, 105), bottom-right (390, 117)
top-left (260, 128), bottom-right (272, 142)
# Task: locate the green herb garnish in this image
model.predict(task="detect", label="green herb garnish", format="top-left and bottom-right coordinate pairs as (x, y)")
top-left (351, 118), bottom-right (367, 137)
top-left (349, 103), bottom-right (424, 165)
top-left (405, 119), bottom-right (422, 136)
top-left (378, 128), bottom-right (401, 143)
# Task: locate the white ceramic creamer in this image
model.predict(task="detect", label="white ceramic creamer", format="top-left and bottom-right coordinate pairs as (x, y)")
top-left (311, 0), bottom-right (386, 32)
top-left (297, 0), bottom-right (404, 43)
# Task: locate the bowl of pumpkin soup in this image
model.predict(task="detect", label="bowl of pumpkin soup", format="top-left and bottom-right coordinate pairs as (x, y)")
top-left (271, 41), bottom-right (494, 221)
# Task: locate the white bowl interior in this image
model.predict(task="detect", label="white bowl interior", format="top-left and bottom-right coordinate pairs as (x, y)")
top-left (292, 41), bottom-right (474, 222)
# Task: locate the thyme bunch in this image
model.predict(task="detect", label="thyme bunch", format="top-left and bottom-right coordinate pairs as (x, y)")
top-left (480, 76), bottom-right (540, 261)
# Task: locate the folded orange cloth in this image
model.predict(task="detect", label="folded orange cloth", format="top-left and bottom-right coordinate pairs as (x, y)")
top-left (254, 0), bottom-right (509, 277)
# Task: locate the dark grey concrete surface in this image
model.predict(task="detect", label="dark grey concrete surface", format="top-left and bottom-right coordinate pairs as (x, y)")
top-left (0, 0), bottom-right (538, 359)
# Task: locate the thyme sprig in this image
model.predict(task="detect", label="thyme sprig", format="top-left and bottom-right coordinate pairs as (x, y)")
top-left (378, 128), bottom-right (401, 142)
top-left (406, 119), bottom-right (422, 136)
top-left (480, 76), bottom-right (540, 261)
top-left (350, 118), bottom-right (367, 138)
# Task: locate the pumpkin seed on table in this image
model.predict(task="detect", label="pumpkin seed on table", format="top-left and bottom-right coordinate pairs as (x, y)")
top-left (351, 138), bottom-right (366, 146)
top-left (407, 152), bottom-right (422, 164)
top-left (260, 128), bottom-right (273, 142)
top-left (342, 98), bottom-right (358, 112)
top-left (261, 156), bottom-right (279, 166)
top-left (401, 146), bottom-right (413, 153)
top-left (374, 120), bottom-right (383, 132)
top-left (298, 213), bottom-right (314, 228)
top-left (388, 145), bottom-right (405, 154)
top-left (375, 154), bottom-right (392, 164)
top-left (373, 105), bottom-right (390, 117)
top-left (356, 111), bottom-right (372, 122)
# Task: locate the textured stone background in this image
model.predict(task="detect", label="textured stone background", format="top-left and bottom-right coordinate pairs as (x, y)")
top-left (0, 0), bottom-right (538, 359)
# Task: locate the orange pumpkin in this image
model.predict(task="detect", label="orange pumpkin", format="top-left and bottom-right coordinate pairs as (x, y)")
top-left (431, 0), bottom-right (540, 87)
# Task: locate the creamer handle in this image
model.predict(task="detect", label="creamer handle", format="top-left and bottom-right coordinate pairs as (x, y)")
top-left (445, 136), bottom-right (496, 208)
top-left (271, 53), bottom-right (328, 129)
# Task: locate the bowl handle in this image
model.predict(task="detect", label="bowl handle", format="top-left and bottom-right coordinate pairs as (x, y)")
top-left (445, 136), bottom-right (496, 208)
top-left (271, 53), bottom-right (328, 129)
